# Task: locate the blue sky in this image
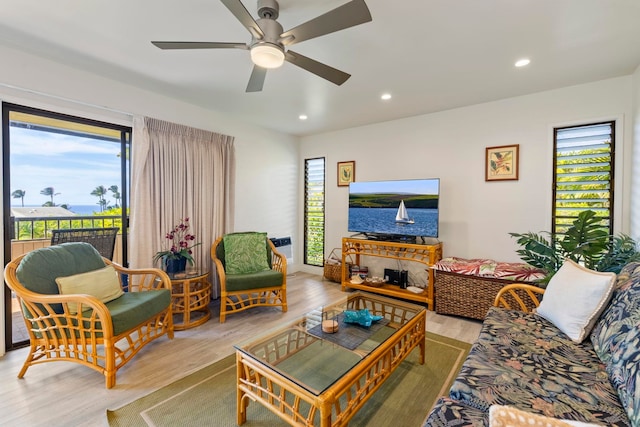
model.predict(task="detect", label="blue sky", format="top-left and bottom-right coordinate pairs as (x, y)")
top-left (10, 127), bottom-right (123, 207)
top-left (349, 179), bottom-right (439, 195)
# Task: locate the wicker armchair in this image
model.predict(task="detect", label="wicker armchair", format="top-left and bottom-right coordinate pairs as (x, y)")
top-left (51, 227), bottom-right (119, 260)
top-left (4, 242), bottom-right (174, 388)
top-left (494, 283), bottom-right (545, 312)
top-left (211, 232), bottom-right (287, 323)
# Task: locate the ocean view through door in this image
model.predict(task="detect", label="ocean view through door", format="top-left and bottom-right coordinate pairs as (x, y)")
top-left (2, 103), bottom-right (131, 351)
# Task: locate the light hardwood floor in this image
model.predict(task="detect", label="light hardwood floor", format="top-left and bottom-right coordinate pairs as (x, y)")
top-left (0, 272), bottom-right (482, 427)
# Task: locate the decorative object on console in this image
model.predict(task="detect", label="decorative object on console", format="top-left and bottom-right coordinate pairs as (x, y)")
top-left (153, 217), bottom-right (201, 273)
top-left (365, 276), bottom-right (385, 287)
top-left (485, 144), bottom-right (519, 181)
top-left (350, 275), bottom-right (364, 284)
top-left (337, 160), bottom-right (356, 186)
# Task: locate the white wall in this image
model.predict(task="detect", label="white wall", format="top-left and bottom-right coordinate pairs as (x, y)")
top-left (631, 65), bottom-right (640, 238)
top-left (0, 46), bottom-right (300, 355)
top-left (300, 76), bottom-right (634, 266)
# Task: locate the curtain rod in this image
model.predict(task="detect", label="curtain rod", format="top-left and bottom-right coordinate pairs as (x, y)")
top-left (0, 82), bottom-right (133, 119)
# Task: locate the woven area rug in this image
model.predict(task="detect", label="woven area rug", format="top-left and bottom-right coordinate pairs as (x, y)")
top-left (107, 332), bottom-right (470, 427)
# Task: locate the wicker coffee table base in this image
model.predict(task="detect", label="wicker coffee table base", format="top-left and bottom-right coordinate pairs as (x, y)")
top-left (236, 309), bottom-right (426, 427)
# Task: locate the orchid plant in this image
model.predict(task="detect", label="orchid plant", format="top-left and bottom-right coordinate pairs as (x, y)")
top-left (153, 217), bottom-right (201, 266)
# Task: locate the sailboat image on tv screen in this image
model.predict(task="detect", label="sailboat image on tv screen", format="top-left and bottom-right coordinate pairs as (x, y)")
top-left (395, 200), bottom-right (415, 224)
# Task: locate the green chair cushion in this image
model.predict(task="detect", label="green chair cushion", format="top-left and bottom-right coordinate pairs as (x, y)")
top-left (225, 270), bottom-right (284, 292)
top-left (223, 232), bottom-right (271, 274)
top-left (16, 242), bottom-right (106, 314)
top-left (102, 289), bottom-right (171, 336)
top-left (27, 290), bottom-right (170, 339)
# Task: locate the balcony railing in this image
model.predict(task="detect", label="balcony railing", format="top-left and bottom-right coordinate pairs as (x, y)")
top-left (10, 215), bottom-right (124, 241)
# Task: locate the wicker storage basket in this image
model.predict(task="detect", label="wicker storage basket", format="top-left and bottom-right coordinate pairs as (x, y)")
top-left (435, 270), bottom-right (538, 320)
top-left (323, 248), bottom-right (353, 283)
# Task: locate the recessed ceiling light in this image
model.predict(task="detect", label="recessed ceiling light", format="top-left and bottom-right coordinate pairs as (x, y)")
top-left (299, 114), bottom-right (308, 120)
top-left (381, 93), bottom-right (392, 101)
top-left (515, 58), bottom-right (530, 67)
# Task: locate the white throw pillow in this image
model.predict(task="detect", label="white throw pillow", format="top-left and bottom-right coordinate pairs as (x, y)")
top-left (536, 259), bottom-right (616, 343)
top-left (56, 265), bottom-right (124, 314)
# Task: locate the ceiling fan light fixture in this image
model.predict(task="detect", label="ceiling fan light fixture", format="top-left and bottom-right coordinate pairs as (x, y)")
top-left (251, 44), bottom-right (285, 69)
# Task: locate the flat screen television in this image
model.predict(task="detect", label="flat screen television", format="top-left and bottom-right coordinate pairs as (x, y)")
top-left (348, 178), bottom-right (439, 241)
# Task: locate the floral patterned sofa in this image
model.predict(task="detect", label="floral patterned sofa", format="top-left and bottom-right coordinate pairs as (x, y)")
top-left (423, 261), bottom-right (640, 426)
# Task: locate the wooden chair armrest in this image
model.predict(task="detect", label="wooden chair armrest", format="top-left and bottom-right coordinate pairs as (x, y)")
top-left (494, 283), bottom-right (545, 312)
top-left (105, 260), bottom-right (171, 291)
top-left (212, 257), bottom-right (226, 282)
top-left (269, 240), bottom-right (287, 275)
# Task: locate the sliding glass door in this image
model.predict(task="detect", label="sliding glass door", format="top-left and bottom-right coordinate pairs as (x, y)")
top-left (2, 102), bottom-right (131, 350)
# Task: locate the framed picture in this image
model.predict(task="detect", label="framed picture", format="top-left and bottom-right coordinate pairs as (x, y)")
top-left (485, 144), bottom-right (519, 181)
top-left (337, 161), bottom-right (356, 187)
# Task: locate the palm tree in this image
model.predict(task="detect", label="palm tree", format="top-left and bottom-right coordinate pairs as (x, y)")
top-left (91, 185), bottom-right (108, 212)
top-left (12, 189), bottom-right (26, 207)
top-left (40, 187), bottom-right (60, 206)
top-left (109, 185), bottom-right (121, 208)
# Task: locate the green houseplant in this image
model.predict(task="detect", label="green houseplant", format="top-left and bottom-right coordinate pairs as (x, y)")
top-left (510, 210), bottom-right (640, 284)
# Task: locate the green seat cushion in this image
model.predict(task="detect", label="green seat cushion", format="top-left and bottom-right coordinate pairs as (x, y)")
top-left (101, 290), bottom-right (171, 336)
top-left (16, 242), bottom-right (106, 314)
top-left (223, 232), bottom-right (271, 274)
top-left (225, 270), bottom-right (283, 292)
top-left (28, 290), bottom-right (171, 339)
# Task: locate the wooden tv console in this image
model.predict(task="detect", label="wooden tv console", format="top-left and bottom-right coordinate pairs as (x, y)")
top-left (341, 237), bottom-right (443, 310)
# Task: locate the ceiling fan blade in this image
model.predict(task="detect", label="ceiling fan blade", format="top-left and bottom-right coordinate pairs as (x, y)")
top-left (220, 0), bottom-right (264, 39)
top-left (152, 41), bottom-right (248, 50)
top-left (280, 0), bottom-right (372, 46)
top-left (246, 66), bottom-right (267, 92)
top-left (284, 50), bottom-right (350, 86)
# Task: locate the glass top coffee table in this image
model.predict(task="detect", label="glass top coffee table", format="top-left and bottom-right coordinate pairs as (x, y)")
top-left (234, 291), bottom-right (426, 426)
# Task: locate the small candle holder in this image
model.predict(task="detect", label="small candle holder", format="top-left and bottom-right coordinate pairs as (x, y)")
top-left (321, 307), bottom-right (339, 334)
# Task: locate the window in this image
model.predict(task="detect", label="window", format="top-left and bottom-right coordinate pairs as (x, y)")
top-left (553, 121), bottom-right (615, 235)
top-left (304, 157), bottom-right (325, 266)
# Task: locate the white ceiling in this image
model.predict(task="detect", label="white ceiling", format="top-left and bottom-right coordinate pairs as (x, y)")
top-left (1, 0), bottom-right (639, 136)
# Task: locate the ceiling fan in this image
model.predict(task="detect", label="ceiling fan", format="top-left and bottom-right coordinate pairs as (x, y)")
top-left (151, 0), bottom-right (372, 92)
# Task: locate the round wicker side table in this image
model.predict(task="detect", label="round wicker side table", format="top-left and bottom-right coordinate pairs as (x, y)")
top-left (167, 270), bottom-right (212, 330)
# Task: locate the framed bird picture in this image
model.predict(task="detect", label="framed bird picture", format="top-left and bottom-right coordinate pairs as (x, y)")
top-left (485, 145), bottom-right (519, 181)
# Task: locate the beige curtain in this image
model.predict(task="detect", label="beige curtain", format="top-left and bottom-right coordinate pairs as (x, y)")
top-left (130, 116), bottom-right (235, 299)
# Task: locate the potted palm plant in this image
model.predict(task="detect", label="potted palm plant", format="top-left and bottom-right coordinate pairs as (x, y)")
top-left (510, 210), bottom-right (640, 285)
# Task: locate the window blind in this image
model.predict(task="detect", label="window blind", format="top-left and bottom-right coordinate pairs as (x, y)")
top-left (304, 157), bottom-right (325, 266)
top-left (553, 121), bottom-right (614, 234)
